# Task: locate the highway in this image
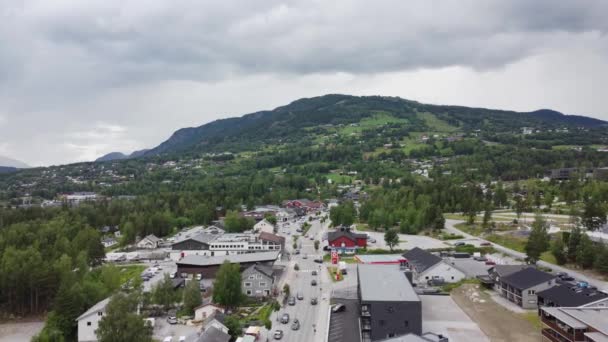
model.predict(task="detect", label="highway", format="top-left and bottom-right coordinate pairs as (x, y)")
top-left (262, 213), bottom-right (332, 342)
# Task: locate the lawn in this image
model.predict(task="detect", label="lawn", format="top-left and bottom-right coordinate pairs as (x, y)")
top-left (338, 112), bottom-right (409, 136)
top-left (327, 267), bottom-right (345, 282)
top-left (520, 312), bottom-right (542, 329)
top-left (485, 234), bottom-right (526, 253)
top-left (417, 112), bottom-right (458, 132)
top-left (326, 173), bottom-right (353, 184)
top-left (118, 265), bottom-right (146, 285)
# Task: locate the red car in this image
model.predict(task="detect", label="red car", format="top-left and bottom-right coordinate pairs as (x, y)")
top-left (485, 260), bottom-right (496, 265)
top-left (480, 242), bottom-right (492, 246)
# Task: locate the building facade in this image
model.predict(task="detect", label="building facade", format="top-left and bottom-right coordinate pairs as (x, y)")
top-left (241, 264), bottom-right (275, 297)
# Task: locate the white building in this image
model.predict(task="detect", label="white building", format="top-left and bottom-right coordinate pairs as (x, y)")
top-left (403, 247), bottom-right (466, 284)
top-left (194, 303), bottom-right (225, 321)
top-left (136, 234), bottom-right (160, 249)
top-left (101, 238), bottom-right (117, 248)
top-left (253, 219), bottom-right (275, 234)
top-left (76, 297), bottom-right (110, 342)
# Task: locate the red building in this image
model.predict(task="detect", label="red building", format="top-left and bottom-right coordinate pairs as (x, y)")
top-left (282, 199), bottom-right (325, 213)
top-left (327, 228), bottom-right (367, 253)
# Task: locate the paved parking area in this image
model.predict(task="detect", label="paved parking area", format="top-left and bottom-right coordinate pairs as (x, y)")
top-left (421, 295), bottom-right (489, 342)
top-left (446, 258), bottom-right (492, 278)
top-left (365, 231), bottom-right (450, 250)
top-left (153, 316), bottom-right (199, 342)
top-left (328, 298), bottom-right (360, 342)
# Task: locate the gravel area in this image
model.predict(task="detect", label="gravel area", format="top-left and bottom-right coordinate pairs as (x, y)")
top-left (0, 321), bottom-right (44, 342)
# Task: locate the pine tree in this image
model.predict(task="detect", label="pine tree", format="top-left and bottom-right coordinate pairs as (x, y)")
top-left (550, 238), bottom-right (567, 265)
top-left (576, 234), bottom-right (596, 269)
top-left (594, 244), bottom-right (608, 274)
top-left (525, 214), bottom-right (549, 264)
top-left (212, 261), bottom-right (243, 308)
top-left (183, 279), bottom-right (203, 315)
top-left (567, 226), bottom-right (582, 263)
top-left (96, 292), bottom-right (152, 342)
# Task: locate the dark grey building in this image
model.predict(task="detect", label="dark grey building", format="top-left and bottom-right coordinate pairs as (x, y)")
top-left (171, 233), bottom-right (218, 251)
top-left (358, 264), bottom-right (422, 342)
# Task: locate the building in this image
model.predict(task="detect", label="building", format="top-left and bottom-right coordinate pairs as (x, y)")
top-left (253, 219), bottom-right (275, 234)
top-left (487, 265), bottom-right (529, 290)
top-left (377, 333), bottom-right (448, 342)
top-left (176, 251), bottom-right (280, 279)
top-left (242, 264), bottom-right (276, 297)
top-left (402, 248), bottom-right (465, 284)
top-left (355, 254), bottom-right (407, 265)
top-left (201, 310), bottom-right (228, 335)
top-left (540, 298), bottom-right (608, 342)
top-left (258, 232), bottom-right (285, 251)
top-left (170, 232), bottom-right (282, 261)
top-left (358, 264), bottom-right (422, 341)
top-left (76, 297), bottom-right (110, 342)
top-left (61, 192), bottom-right (99, 205)
top-left (282, 199), bottom-right (325, 213)
top-left (170, 232), bottom-right (219, 260)
top-left (136, 234), bottom-right (160, 249)
top-left (498, 267), bottom-right (556, 309)
top-left (537, 283), bottom-right (608, 309)
top-left (101, 237), bottom-right (117, 248)
top-left (328, 227), bottom-right (367, 253)
top-left (194, 303), bottom-right (225, 321)
top-left (196, 326), bottom-right (230, 342)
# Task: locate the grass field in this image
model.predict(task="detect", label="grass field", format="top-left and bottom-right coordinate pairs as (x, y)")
top-left (417, 112), bottom-right (458, 132)
top-left (338, 112), bottom-right (408, 135)
top-left (326, 173), bottom-right (353, 184)
top-left (118, 265), bottom-right (146, 284)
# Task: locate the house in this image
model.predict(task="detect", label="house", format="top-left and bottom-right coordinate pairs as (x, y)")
top-left (276, 208), bottom-right (295, 222)
top-left (242, 264), bottom-right (276, 297)
top-left (498, 267), bottom-right (556, 309)
top-left (282, 199), bottom-right (325, 213)
top-left (402, 247), bottom-right (465, 284)
top-left (101, 237), bottom-right (117, 248)
top-left (358, 264), bottom-right (422, 341)
top-left (136, 234), bottom-right (160, 249)
top-left (487, 265), bottom-right (529, 291)
top-left (537, 283), bottom-right (608, 309)
top-left (253, 219), bottom-right (275, 234)
top-left (76, 297), bottom-right (110, 342)
top-left (176, 251), bottom-right (280, 279)
top-left (196, 326), bottom-right (230, 342)
top-left (194, 303), bottom-right (225, 321)
top-left (539, 298), bottom-right (608, 342)
top-left (328, 227), bottom-right (367, 253)
top-left (201, 310), bottom-right (228, 334)
top-left (258, 232), bottom-right (285, 251)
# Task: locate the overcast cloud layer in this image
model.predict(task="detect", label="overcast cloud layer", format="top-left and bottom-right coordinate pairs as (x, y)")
top-left (1, 0), bottom-right (608, 166)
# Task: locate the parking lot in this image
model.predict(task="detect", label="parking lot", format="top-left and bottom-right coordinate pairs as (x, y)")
top-left (152, 316), bottom-right (199, 342)
top-left (364, 231), bottom-right (450, 250)
top-left (421, 295), bottom-right (489, 342)
top-left (327, 298), bottom-right (360, 342)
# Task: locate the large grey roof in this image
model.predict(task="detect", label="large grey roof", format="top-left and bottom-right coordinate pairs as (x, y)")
top-left (243, 264), bottom-right (275, 279)
top-left (172, 232), bottom-right (218, 246)
top-left (177, 251), bottom-right (280, 267)
top-left (491, 265), bottom-right (528, 278)
top-left (402, 247), bottom-right (442, 273)
top-left (537, 284), bottom-right (608, 307)
top-left (197, 326), bottom-right (230, 342)
top-left (500, 267), bottom-right (555, 290)
top-left (358, 264), bottom-right (420, 302)
top-left (76, 297), bottom-right (110, 320)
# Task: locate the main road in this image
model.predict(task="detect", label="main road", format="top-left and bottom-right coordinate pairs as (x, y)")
top-left (262, 213), bottom-right (332, 342)
top-left (445, 218), bottom-right (608, 291)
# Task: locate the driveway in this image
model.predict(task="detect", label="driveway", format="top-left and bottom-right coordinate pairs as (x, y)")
top-left (421, 295), bottom-right (489, 342)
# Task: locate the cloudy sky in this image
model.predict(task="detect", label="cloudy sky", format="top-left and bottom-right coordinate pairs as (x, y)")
top-left (1, 0), bottom-right (608, 166)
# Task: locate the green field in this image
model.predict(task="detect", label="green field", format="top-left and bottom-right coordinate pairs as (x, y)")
top-left (338, 112), bottom-right (408, 136)
top-left (326, 173), bottom-right (353, 184)
top-left (118, 265), bottom-right (146, 285)
top-left (417, 112), bottom-right (458, 132)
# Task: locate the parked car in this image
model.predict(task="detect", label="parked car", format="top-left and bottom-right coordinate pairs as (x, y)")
top-left (453, 241), bottom-right (466, 246)
top-left (311, 279), bottom-right (317, 286)
top-left (294, 250), bottom-right (300, 255)
top-left (312, 270), bottom-right (318, 276)
top-left (480, 242), bottom-right (492, 246)
top-left (310, 297), bottom-right (318, 305)
top-left (288, 296), bottom-right (296, 305)
top-left (302, 254), bottom-right (308, 259)
top-left (314, 258), bottom-right (323, 264)
top-left (297, 292), bottom-right (304, 300)
top-left (280, 313), bottom-right (290, 324)
top-left (167, 316), bottom-right (177, 325)
top-left (557, 272), bottom-right (575, 281)
top-left (273, 330), bottom-right (284, 340)
top-left (291, 319), bottom-right (300, 330)
top-left (369, 238), bottom-right (376, 243)
top-left (474, 256), bottom-right (487, 262)
top-left (485, 260), bottom-right (496, 265)
top-left (427, 276), bottom-right (445, 286)
top-left (323, 246), bottom-right (331, 251)
top-left (331, 304), bottom-right (346, 313)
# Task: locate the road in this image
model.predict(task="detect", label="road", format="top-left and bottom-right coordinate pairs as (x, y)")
top-left (262, 213), bottom-right (332, 342)
top-left (445, 219), bottom-right (608, 291)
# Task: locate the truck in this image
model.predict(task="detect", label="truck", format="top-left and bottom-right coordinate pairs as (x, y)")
top-left (338, 261), bottom-right (347, 275)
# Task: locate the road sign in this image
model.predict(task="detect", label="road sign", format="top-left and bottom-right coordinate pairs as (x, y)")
top-left (331, 251), bottom-right (339, 264)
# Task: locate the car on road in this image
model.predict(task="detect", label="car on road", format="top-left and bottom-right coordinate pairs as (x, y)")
top-left (332, 304), bottom-right (346, 313)
top-left (473, 256), bottom-right (487, 262)
top-left (480, 241), bottom-right (492, 246)
top-left (294, 249), bottom-right (300, 255)
top-left (297, 292), bottom-right (304, 300)
top-left (557, 272), bottom-right (575, 281)
top-left (310, 297), bottom-right (318, 305)
top-left (309, 236), bottom-right (314, 240)
top-left (291, 319), bottom-right (300, 330)
top-left (302, 254), bottom-right (308, 259)
top-left (485, 260), bottom-right (496, 265)
top-left (167, 316), bottom-right (177, 324)
top-left (312, 270), bottom-right (318, 276)
top-left (313, 258), bottom-right (323, 264)
top-left (273, 330), bottom-right (284, 340)
top-left (323, 246), bottom-right (331, 251)
top-left (453, 241), bottom-right (466, 246)
top-left (311, 279), bottom-right (317, 286)
top-left (288, 296), bottom-right (296, 305)
top-left (280, 313), bottom-right (290, 324)
top-left (368, 238), bottom-right (376, 243)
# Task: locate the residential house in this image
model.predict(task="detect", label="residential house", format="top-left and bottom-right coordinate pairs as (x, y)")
top-left (194, 303), bottom-right (225, 321)
top-left (76, 297), bottom-right (110, 342)
top-left (358, 264), bottom-right (422, 342)
top-left (328, 227), bottom-right (367, 253)
top-left (537, 283), bottom-right (608, 309)
top-left (539, 298), bottom-right (608, 342)
top-left (487, 265), bottom-right (529, 291)
top-left (201, 310), bottom-right (228, 334)
top-left (282, 199), bottom-right (325, 213)
top-left (170, 232), bottom-right (219, 261)
top-left (402, 247), bottom-right (465, 284)
top-left (101, 237), bottom-right (117, 248)
top-left (258, 231), bottom-right (285, 251)
top-left (242, 264), bottom-right (276, 297)
top-left (498, 267), bottom-right (557, 309)
top-left (176, 251), bottom-right (280, 279)
top-left (276, 208), bottom-right (295, 222)
top-left (136, 234), bottom-right (160, 249)
top-left (196, 326), bottom-right (230, 342)
top-left (253, 219), bottom-right (275, 234)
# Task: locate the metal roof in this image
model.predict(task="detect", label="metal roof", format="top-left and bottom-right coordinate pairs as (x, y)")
top-left (500, 267), bottom-right (555, 290)
top-left (537, 284), bottom-right (608, 307)
top-left (542, 307), bottom-right (588, 329)
top-left (560, 307), bottom-right (608, 336)
top-left (76, 297), bottom-right (110, 321)
top-left (402, 247), bottom-right (441, 273)
top-left (355, 254), bottom-right (406, 264)
top-left (358, 264), bottom-right (420, 302)
top-left (177, 251), bottom-right (280, 267)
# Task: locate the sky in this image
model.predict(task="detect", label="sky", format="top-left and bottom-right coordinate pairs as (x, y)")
top-left (1, 1), bottom-right (608, 166)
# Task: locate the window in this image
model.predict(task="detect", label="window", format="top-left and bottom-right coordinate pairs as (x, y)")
top-left (425, 276), bottom-right (429, 280)
top-left (87, 322), bottom-right (91, 326)
top-left (97, 312), bottom-right (103, 316)
top-left (451, 276), bottom-right (454, 280)
top-left (386, 306), bottom-right (394, 313)
top-left (260, 282), bottom-right (267, 287)
top-left (249, 275), bottom-right (255, 279)
top-left (244, 282), bottom-right (252, 287)
top-left (379, 320), bottom-right (386, 327)
top-left (246, 290), bottom-right (252, 295)
top-left (528, 290), bottom-right (535, 295)
top-left (404, 321), bottom-right (409, 327)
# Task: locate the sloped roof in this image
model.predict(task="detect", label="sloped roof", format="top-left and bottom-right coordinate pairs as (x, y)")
top-left (177, 251), bottom-right (280, 267)
top-left (327, 229), bottom-right (367, 242)
top-left (142, 234), bottom-right (160, 243)
top-left (537, 284), bottom-right (608, 307)
top-left (500, 267), bottom-right (555, 290)
top-left (76, 297), bottom-right (110, 321)
top-left (197, 326), bottom-right (230, 342)
top-left (243, 264), bottom-right (275, 279)
top-left (258, 232), bottom-right (285, 244)
top-left (402, 247), bottom-right (442, 273)
top-left (490, 265), bottom-right (529, 278)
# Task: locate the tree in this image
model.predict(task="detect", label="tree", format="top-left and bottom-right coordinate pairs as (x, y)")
top-left (524, 214), bottom-right (549, 264)
top-left (224, 315), bottom-right (243, 341)
top-left (314, 240), bottom-right (320, 251)
top-left (182, 279), bottom-right (202, 315)
top-left (567, 226), bottom-right (582, 263)
top-left (514, 196), bottom-right (526, 219)
top-left (151, 275), bottom-right (175, 309)
top-left (384, 229), bottom-right (399, 251)
top-left (282, 284), bottom-right (290, 299)
top-left (329, 201), bottom-right (356, 227)
top-left (96, 292), bottom-right (152, 342)
top-left (482, 204), bottom-right (492, 229)
top-left (594, 244), bottom-right (608, 274)
top-left (212, 261), bottom-right (243, 308)
top-left (264, 214), bottom-right (277, 225)
top-left (576, 234), bottom-right (596, 269)
top-left (581, 196), bottom-right (607, 231)
top-left (550, 237), bottom-right (567, 265)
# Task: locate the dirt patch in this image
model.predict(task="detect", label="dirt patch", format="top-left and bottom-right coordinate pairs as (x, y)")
top-left (0, 321), bottom-right (44, 342)
top-left (451, 284), bottom-right (538, 342)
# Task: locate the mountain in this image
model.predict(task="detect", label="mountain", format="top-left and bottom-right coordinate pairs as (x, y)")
top-left (0, 155), bottom-right (30, 168)
top-left (95, 149), bottom-right (151, 162)
top-left (0, 166), bottom-right (17, 174)
top-left (142, 94), bottom-right (607, 157)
